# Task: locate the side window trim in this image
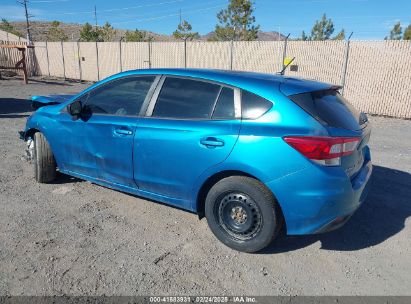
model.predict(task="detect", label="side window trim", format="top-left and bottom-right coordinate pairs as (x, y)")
top-left (144, 75), bottom-right (242, 120)
top-left (138, 75), bottom-right (162, 116)
top-left (210, 86), bottom-right (223, 118)
top-left (145, 75), bottom-right (166, 117)
top-left (234, 88), bottom-right (241, 119)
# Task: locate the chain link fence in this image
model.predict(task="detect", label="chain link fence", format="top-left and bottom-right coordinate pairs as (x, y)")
top-left (1, 39), bottom-right (410, 118)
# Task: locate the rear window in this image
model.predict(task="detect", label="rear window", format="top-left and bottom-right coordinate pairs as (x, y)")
top-left (289, 90), bottom-right (362, 130)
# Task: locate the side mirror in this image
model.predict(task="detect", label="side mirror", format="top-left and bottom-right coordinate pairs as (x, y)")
top-left (68, 100), bottom-right (82, 119)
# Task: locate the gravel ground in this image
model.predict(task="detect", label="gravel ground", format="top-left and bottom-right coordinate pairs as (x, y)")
top-left (0, 77), bottom-right (410, 296)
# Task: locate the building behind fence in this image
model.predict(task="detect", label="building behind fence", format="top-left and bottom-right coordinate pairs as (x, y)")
top-left (2, 38), bottom-right (411, 119)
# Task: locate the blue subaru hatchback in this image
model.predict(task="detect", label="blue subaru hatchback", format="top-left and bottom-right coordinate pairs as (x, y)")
top-left (21, 69), bottom-right (372, 252)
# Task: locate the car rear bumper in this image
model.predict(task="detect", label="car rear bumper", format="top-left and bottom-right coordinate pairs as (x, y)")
top-left (266, 158), bottom-right (372, 235)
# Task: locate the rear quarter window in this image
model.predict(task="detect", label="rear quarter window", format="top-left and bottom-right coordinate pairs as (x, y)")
top-left (241, 90), bottom-right (273, 119)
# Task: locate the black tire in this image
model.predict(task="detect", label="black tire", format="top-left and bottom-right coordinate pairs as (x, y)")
top-left (205, 176), bottom-right (282, 253)
top-left (33, 132), bottom-right (56, 183)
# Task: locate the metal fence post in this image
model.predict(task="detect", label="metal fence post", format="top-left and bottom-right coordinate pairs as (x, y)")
top-left (230, 39), bottom-right (234, 70)
top-left (184, 39), bottom-right (187, 68)
top-left (148, 41), bottom-right (152, 69)
top-left (95, 41), bottom-right (100, 81)
top-left (119, 37), bottom-right (124, 72)
top-left (45, 40), bottom-right (50, 77)
top-left (341, 32), bottom-right (353, 96)
top-left (77, 39), bottom-right (82, 82)
top-left (282, 33), bottom-right (290, 71)
top-left (60, 40), bottom-right (66, 80)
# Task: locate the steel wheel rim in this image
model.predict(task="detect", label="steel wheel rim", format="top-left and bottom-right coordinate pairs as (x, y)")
top-left (216, 192), bottom-right (262, 240)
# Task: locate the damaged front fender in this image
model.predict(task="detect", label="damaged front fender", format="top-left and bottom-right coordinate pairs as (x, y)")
top-left (31, 94), bottom-right (75, 110)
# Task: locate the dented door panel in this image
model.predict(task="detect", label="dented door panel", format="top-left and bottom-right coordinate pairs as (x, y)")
top-left (55, 113), bottom-right (138, 188)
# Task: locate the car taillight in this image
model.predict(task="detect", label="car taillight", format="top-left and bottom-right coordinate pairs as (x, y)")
top-left (283, 136), bottom-right (360, 166)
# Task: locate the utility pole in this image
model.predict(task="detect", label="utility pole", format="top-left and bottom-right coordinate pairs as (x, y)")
top-left (94, 5), bottom-right (98, 28)
top-left (179, 8), bottom-right (182, 25)
top-left (17, 0), bottom-right (32, 42)
top-left (278, 26), bottom-right (281, 41)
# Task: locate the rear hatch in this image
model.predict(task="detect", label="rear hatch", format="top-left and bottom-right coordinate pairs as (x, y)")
top-left (283, 84), bottom-right (370, 179)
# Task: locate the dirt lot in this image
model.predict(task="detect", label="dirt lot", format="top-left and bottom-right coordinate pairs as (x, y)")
top-left (0, 77), bottom-right (410, 296)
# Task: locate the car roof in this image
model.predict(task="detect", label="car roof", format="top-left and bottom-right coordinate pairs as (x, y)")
top-left (101, 68), bottom-right (334, 99)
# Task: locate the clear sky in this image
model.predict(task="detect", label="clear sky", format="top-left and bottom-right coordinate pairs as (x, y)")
top-left (1, 0), bottom-right (410, 40)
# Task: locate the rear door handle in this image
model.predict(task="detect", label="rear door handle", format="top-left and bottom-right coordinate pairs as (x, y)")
top-left (114, 128), bottom-right (133, 136)
top-left (200, 137), bottom-right (225, 147)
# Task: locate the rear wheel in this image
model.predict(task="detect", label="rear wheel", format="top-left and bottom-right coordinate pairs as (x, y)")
top-left (33, 132), bottom-right (56, 183)
top-left (205, 176), bottom-right (282, 253)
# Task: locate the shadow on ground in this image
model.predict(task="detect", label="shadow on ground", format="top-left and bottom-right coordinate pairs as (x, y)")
top-left (0, 75), bottom-right (76, 85)
top-left (0, 98), bottom-right (32, 118)
top-left (29, 78), bottom-right (75, 86)
top-left (262, 165), bottom-right (411, 253)
top-left (53, 172), bottom-right (82, 184)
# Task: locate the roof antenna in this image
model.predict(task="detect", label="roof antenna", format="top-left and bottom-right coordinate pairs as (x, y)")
top-left (278, 56), bottom-right (295, 75)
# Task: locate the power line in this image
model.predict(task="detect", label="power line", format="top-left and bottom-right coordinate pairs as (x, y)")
top-left (112, 4), bottom-right (225, 26)
top-left (26, 0), bottom-right (225, 28)
top-left (96, 0), bottom-right (224, 20)
top-left (39, 0), bottom-right (185, 16)
top-left (33, 0), bottom-right (224, 27)
top-left (97, 0), bottom-right (184, 14)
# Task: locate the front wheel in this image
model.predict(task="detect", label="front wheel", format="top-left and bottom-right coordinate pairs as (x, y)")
top-left (205, 176), bottom-right (282, 253)
top-left (33, 132), bottom-right (56, 183)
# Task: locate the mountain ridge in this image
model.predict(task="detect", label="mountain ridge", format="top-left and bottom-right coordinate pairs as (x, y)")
top-left (8, 21), bottom-right (286, 42)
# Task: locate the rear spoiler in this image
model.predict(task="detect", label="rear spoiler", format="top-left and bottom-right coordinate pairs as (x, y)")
top-left (279, 77), bottom-right (342, 96)
top-left (31, 94), bottom-right (75, 110)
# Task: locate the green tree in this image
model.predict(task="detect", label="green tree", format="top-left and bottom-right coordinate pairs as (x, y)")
top-left (46, 21), bottom-right (68, 41)
top-left (300, 30), bottom-right (309, 41)
top-left (210, 0), bottom-right (259, 41)
top-left (403, 24), bottom-right (411, 40)
top-left (385, 22), bottom-right (402, 40)
top-left (100, 21), bottom-right (116, 42)
top-left (333, 29), bottom-right (345, 40)
top-left (124, 29), bottom-right (153, 42)
top-left (310, 14), bottom-right (335, 40)
top-left (0, 18), bottom-right (22, 37)
top-left (79, 22), bottom-right (100, 41)
top-left (173, 20), bottom-right (199, 41)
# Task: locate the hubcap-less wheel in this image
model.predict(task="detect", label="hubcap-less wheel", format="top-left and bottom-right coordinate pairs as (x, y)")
top-left (205, 176), bottom-right (281, 252)
top-left (216, 192), bottom-right (262, 240)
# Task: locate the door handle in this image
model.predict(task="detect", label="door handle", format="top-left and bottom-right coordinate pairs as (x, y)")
top-left (114, 128), bottom-right (133, 136)
top-left (200, 137), bottom-right (225, 147)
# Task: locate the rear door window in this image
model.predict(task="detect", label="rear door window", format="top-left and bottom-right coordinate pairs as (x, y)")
top-left (289, 90), bottom-right (362, 130)
top-left (152, 77), bottom-right (221, 119)
top-left (241, 90), bottom-right (273, 119)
